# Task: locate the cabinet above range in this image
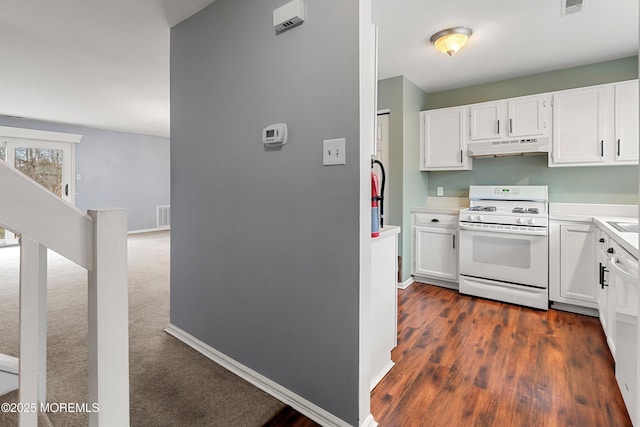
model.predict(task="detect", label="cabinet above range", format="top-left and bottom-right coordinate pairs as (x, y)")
top-left (468, 94), bottom-right (551, 142)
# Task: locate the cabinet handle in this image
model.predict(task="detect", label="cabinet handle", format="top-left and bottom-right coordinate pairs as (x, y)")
top-left (452, 234), bottom-right (456, 249)
top-left (509, 118), bottom-right (513, 134)
top-left (599, 263), bottom-right (608, 288)
top-left (497, 119), bottom-right (500, 134)
top-left (607, 247), bottom-right (614, 254)
top-left (460, 149), bottom-right (463, 163)
top-left (599, 262), bottom-right (603, 287)
top-left (431, 218), bottom-right (440, 223)
top-left (617, 139), bottom-right (621, 157)
top-left (600, 141), bottom-right (604, 157)
top-left (599, 238), bottom-right (605, 243)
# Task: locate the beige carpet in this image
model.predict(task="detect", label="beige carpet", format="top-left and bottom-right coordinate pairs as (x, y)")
top-left (0, 231), bottom-right (284, 426)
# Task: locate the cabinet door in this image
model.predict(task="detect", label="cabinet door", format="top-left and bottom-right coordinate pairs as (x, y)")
top-left (551, 86), bottom-right (613, 165)
top-left (596, 230), bottom-right (610, 333)
top-left (559, 224), bottom-right (597, 304)
top-left (508, 95), bottom-right (549, 138)
top-left (421, 108), bottom-right (469, 170)
top-left (469, 101), bottom-right (504, 141)
top-left (614, 81), bottom-right (639, 163)
top-left (414, 226), bottom-right (457, 281)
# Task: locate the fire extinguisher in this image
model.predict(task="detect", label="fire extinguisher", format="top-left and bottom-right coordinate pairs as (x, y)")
top-left (371, 159), bottom-right (386, 238)
top-left (371, 171), bottom-right (380, 237)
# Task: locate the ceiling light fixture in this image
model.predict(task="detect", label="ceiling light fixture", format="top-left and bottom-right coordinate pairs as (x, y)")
top-left (429, 26), bottom-right (473, 56)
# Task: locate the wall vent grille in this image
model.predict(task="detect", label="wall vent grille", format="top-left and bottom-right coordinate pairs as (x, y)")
top-left (562, 0), bottom-right (586, 16)
top-left (157, 205), bottom-right (170, 229)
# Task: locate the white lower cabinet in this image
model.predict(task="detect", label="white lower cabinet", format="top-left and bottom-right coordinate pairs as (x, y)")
top-left (549, 221), bottom-right (598, 308)
top-left (412, 213), bottom-right (457, 283)
top-left (370, 227), bottom-right (400, 390)
top-left (592, 223), bottom-right (639, 426)
top-left (596, 229), bottom-right (614, 350)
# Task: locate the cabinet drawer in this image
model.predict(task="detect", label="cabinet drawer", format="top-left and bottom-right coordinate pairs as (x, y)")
top-left (597, 229), bottom-right (610, 252)
top-left (414, 213), bottom-right (458, 227)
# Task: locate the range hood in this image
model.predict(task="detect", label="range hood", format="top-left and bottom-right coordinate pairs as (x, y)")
top-left (467, 137), bottom-right (550, 157)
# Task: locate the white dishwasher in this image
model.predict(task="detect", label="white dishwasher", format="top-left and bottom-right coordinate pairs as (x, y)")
top-left (609, 241), bottom-right (638, 426)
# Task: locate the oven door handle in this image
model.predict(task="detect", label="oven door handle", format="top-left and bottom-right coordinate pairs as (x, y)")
top-left (459, 223), bottom-right (547, 236)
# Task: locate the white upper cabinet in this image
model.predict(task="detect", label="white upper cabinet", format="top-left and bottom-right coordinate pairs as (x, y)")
top-left (508, 95), bottom-right (549, 137)
top-left (419, 79), bottom-right (637, 171)
top-left (420, 107), bottom-right (471, 170)
top-left (550, 81), bottom-right (638, 167)
top-left (614, 80), bottom-right (639, 164)
top-left (551, 85), bottom-right (613, 166)
top-left (468, 94), bottom-right (550, 141)
top-left (469, 101), bottom-right (504, 140)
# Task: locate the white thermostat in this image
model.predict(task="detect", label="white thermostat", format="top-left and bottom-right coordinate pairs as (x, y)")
top-left (263, 123), bottom-right (288, 146)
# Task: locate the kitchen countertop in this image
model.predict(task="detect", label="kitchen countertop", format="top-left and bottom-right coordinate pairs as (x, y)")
top-left (592, 216), bottom-right (639, 258)
top-left (548, 202), bottom-right (638, 257)
top-left (411, 197), bottom-right (468, 215)
top-left (549, 202), bottom-right (637, 222)
top-left (374, 225), bottom-right (400, 239)
top-left (410, 206), bottom-right (463, 215)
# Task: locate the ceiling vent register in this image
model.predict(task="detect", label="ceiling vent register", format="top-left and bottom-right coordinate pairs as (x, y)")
top-left (562, 0), bottom-right (586, 16)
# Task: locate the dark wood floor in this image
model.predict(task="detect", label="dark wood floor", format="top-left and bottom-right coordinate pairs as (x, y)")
top-left (265, 283), bottom-right (632, 427)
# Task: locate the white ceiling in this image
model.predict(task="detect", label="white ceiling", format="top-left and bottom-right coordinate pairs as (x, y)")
top-left (0, 0), bottom-right (215, 137)
top-left (0, 0), bottom-right (637, 138)
top-left (373, 0), bottom-right (639, 94)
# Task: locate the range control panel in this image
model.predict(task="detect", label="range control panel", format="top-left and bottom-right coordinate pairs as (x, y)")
top-left (493, 187), bottom-right (520, 197)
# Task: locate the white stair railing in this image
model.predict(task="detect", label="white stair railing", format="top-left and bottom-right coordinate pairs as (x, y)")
top-left (0, 160), bottom-right (130, 426)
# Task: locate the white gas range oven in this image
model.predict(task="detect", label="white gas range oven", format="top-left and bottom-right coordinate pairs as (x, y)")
top-left (458, 185), bottom-right (549, 310)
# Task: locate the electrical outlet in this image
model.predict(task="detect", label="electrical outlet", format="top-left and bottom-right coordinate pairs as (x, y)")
top-left (323, 138), bottom-right (346, 165)
top-left (437, 187), bottom-right (444, 196)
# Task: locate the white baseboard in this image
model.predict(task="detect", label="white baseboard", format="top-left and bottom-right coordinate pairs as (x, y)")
top-left (128, 227), bottom-right (170, 235)
top-left (370, 361), bottom-right (394, 391)
top-left (397, 278), bottom-right (414, 290)
top-left (412, 276), bottom-right (459, 290)
top-left (361, 413), bottom-right (379, 427)
top-left (165, 324), bottom-right (372, 427)
top-left (550, 301), bottom-right (598, 317)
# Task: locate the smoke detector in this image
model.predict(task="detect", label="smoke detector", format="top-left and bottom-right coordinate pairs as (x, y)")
top-left (561, 0), bottom-right (586, 16)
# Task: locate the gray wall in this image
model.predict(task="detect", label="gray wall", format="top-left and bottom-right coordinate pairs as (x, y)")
top-left (425, 56), bottom-right (639, 203)
top-left (170, 0), bottom-right (361, 424)
top-left (0, 116), bottom-right (170, 230)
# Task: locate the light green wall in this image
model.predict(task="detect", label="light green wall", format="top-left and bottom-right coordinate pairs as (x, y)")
top-left (377, 76), bottom-right (404, 229)
top-left (426, 56), bottom-right (638, 109)
top-left (426, 56), bottom-right (639, 203)
top-left (429, 156), bottom-right (638, 204)
top-left (378, 76), bottom-right (428, 282)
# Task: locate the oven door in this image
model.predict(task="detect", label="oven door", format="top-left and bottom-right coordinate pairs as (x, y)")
top-left (459, 223), bottom-right (549, 288)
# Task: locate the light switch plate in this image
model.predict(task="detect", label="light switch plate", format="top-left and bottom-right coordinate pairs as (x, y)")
top-left (323, 138), bottom-right (346, 165)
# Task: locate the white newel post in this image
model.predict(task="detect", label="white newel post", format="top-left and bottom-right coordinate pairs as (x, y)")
top-left (87, 209), bottom-right (129, 427)
top-left (18, 236), bottom-right (47, 427)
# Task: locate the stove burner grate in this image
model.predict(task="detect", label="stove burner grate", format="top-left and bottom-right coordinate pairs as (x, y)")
top-left (512, 207), bottom-right (540, 214)
top-left (468, 206), bottom-right (497, 212)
